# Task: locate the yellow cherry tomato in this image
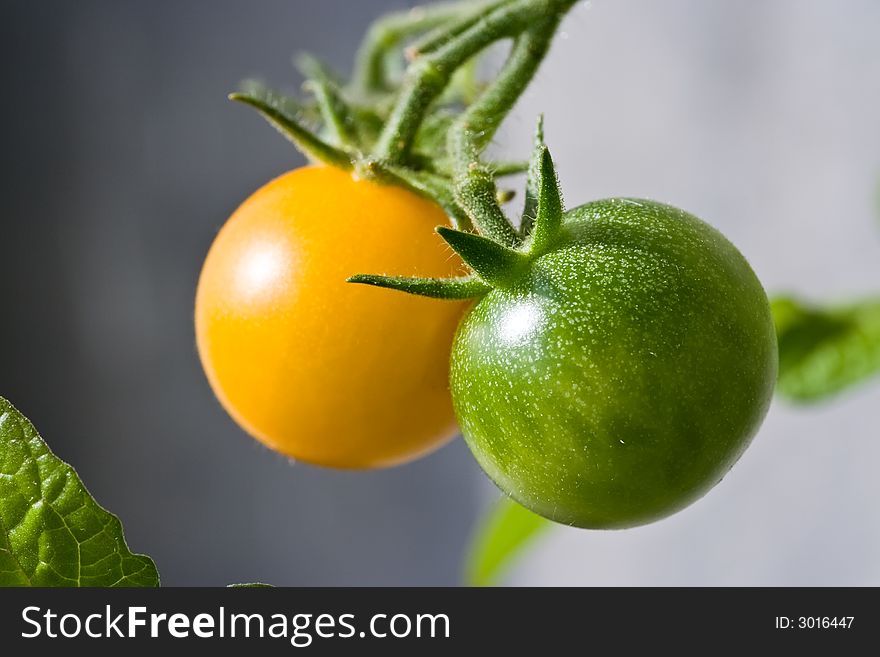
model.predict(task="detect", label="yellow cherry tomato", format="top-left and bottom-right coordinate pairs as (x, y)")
top-left (195, 165), bottom-right (467, 468)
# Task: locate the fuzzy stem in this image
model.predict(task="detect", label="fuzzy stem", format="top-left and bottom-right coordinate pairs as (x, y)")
top-left (373, 0), bottom-right (575, 166)
top-left (448, 24), bottom-right (562, 246)
top-left (352, 1), bottom-right (487, 97)
top-left (407, 0), bottom-right (510, 58)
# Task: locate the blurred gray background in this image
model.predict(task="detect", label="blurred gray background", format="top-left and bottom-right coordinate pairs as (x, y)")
top-left (1, 0), bottom-right (878, 586)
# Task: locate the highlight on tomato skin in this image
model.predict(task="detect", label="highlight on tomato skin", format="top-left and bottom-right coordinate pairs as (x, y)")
top-left (449, 198), bottom-right (779, 529)
top-left (194, 165), bottom-right (469, 469)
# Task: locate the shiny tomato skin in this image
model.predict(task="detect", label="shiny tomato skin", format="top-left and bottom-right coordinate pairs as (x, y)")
top-left (450, 199), bottom-right (777, 528)
top-left (195, 166), bottom-right (467, 469)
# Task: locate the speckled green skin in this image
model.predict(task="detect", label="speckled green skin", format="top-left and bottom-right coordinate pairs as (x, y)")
top-left (451, 199), bottom-right (778, 529)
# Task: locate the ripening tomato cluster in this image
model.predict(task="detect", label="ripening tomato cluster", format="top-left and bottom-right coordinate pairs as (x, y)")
top-left (195, 164), bottom-right (777, 528)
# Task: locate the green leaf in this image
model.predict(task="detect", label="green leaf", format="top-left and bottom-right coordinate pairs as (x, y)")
top-left (0, 396), bottom-right (159, 587)
top-left (773, 296), bottom-right (880, 402)
top-left (465, 497), bottom-right (550, 586)
top-left (348, 274), bottom-right (490, 299)
top-left (437, 226), bottom-right (529, 287)
top-left (526, 146), bottom-right (563, 256)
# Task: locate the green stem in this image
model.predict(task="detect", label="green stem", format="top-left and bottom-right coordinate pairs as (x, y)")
top-left (347, 1), bottom-right (576, 300)
top-left (352, 1), bottom-right (486, 97)
top-left (373, 0), bottom-right (575, 165)
top-left (407, 0), bottom-right (511, 58)
top-left (449, 20), bottom-right (564, 245)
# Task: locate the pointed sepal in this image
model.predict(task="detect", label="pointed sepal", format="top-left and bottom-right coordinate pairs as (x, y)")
top-left (526, 146), bottom-right (563, 256)
top-left (520, 115), bottom-right (546, 236)
top-left (237, 79), bottom-right (320, 124)
top-left (436, 227), bottom-right (529, 288)
top-left (347, 274), bottom-right (490, 300)
top-left (304, 78), bottom-right (359, 148)
top-left (229, 91), bottom-right (353, 170)
top-left (490, 160), bottom-right (530, 177)
top-left (426, 157), bottom-right (528, 179)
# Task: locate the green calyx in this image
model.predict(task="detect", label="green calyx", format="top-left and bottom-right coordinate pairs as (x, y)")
top-left (341, 0), bottom-right (577, 298)
top-left (349, 116), bottom-right (566, 298)
top-left (231, 0), bottom-right (577, 236)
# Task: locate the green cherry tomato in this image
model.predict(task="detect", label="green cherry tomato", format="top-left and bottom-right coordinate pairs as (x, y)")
top-left (450, 199), bottom-right (778, 529)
